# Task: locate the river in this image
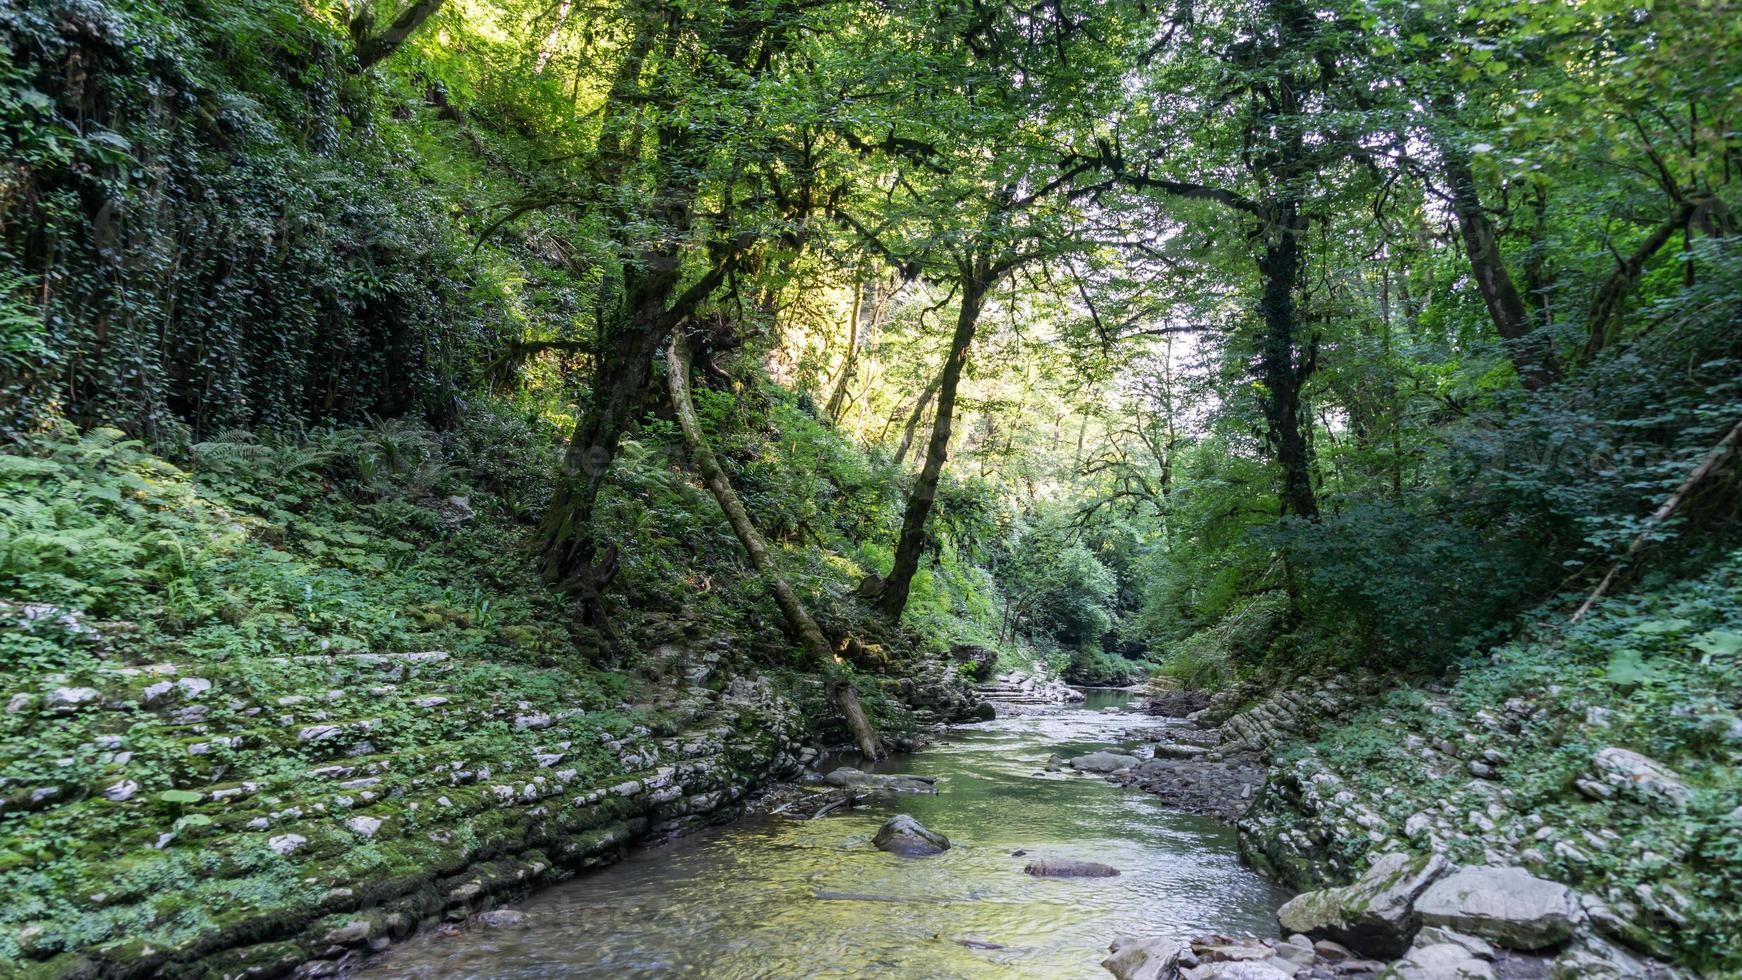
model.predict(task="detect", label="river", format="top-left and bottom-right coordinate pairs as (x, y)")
top-left (362, 690), bottom-right (1291, 978)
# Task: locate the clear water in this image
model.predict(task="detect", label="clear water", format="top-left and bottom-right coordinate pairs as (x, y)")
top-left (363, 691), bottom-right (1290, 979)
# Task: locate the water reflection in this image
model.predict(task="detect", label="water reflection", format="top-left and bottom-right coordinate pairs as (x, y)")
top-left (364, 691), bottom-right (1290, 978)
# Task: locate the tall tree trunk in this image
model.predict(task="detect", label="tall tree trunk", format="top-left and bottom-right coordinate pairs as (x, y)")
top-left (538, 272), bottom-right (677, 595)
top-left (1441, 143), bottom-right (1560, 389)
top-left (667, 329), bottom-right (882, 758)
top-left (1256, 199), bottom-right (1320, 518)
top-left (875, 272), bottom-right (988, 618)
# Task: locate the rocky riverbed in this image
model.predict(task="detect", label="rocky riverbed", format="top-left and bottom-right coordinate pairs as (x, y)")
top-left (360, 690), bottom-right (1290, 978)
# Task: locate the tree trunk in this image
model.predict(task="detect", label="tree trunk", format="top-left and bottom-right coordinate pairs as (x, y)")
top-left (352, 0), bottom-right (448, 71)
top-left (1581, 199), bottom-right (1699, 362)
top-left (891, 375), bottom-right (939, 466)
top-left (876, 273), bottom-right (988, 618)
top-left (1441, 144), bottom-right (1560, 389)
top-left (823, 278), bottom-right (864, 423)
top-left (666, 328), bottom-right (883, 758)
top-left (1255, 199), bottom-right (1320, 519)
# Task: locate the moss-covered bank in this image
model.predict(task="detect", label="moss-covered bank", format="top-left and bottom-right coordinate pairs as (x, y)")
top-left (0, 420), bottom-right (978, 978)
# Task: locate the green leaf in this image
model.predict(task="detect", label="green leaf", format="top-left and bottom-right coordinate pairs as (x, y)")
top-left (159, 789), bottom-right (202, 804)
top-left (1691, 630), bottom-right (1742, 659)
top-left (1632, 618), bottom-right (1693, 635)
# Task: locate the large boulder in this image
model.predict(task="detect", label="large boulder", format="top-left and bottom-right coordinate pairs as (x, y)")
top-left (1024, 858), bottom-right (1121, 877)
top-left (1069, 751), bottom-right (1141, 773)
top-left (1414, 866), bottom-right (1574, 950)
top-left (872, 815), bottom-right (950, 857)
top-left (1274, 851), bottom-right (1452, 958)
top-left (821, 767), bottom-right (938, 794)
top-left (1102, 937), bottom-right (1183, 980)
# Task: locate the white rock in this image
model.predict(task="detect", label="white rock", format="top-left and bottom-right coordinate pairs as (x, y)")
top-left (47, 687), bottom-right (102, 710)
top-left (346, 816), bottom-right (383, 837)
top-left (103, 780), bottom-right (140, 802)
top-left (1591, 747), bottom-right (1691, 807)
top-left (269, 834), bottom-right (307, 855)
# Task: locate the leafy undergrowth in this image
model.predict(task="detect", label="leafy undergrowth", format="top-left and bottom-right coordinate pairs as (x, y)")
top-left (1281, 555), bottom-right (1742, 971)
top-left (0, 417), bottom-right (648, 962)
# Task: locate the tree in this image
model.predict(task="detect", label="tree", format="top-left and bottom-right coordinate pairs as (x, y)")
top-left (665, 327), bottom-right (883, 757)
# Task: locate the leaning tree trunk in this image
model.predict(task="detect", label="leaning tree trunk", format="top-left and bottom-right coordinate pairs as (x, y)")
top-left (823, 279), bottom-right (864, 423)
top-left (1441, 143), bottom-right (1560, 389)
top-left (875, 274), bottom-right (988, 618)
top-left (351, 0), bottom-right (448, 71)
top-left (890, 376), bottom-right (939, 466)
top-left (666, 328), bottom-right (882, 759)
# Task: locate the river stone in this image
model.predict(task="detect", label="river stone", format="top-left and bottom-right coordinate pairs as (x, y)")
top-left (1102, 937), bottom-right (1183, 980)
top-left (822, 767), bottom-right (938, 794)
top-left (1068, 751), bottom-right (1141, 773)
top-left (1415, 866), bottom-right (1574, 950)
top-left (1152, 741), bottom-right (1210, 759)
top-left (872, 815), bottom-right (950, 856)
top-left (1389, 943), bottom-right (1495, 979)
top-left (1024, 858), bottom-right (1120, 877)
top-left (1274, 851), bottom-right (1451, 958)
top-left (1179, 964), bottom-right (1294, 980)
top-left (474, 909), bottom-right (529, 929)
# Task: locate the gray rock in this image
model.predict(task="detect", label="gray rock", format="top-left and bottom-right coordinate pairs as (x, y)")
top-left (1179, 963), bottom-right (1293, 980)
top-left (1102, 937), bottom-right (1183, 980)
top-left (1024, 858), bottom-right (1120, 877)
top-left (46, 686), bottom-right (101, 711)
top-left (346, 815), bottom-right (383, 837)
top-left (1415, 865), bottom-right (1573, 950)
top-left (872, 815), bottom-right (950, 857)
top-left (269, 833), bottom-right (307, 855)
top-left (102, 779), bottom-right (140, 802)
top-left (822, 767), bottom-right (938, 794)
top-left (322, 919), bottom-right (372, 946)
top-left (1412, 927), bottom-right (1494, 960)
top-left (1591, 748), bottom-right (1691, 808)
top-left (474, 909), bottom-right (529, 929)
top-left (1271, 939), bottom-right (1314, 968)
top-left (1549, 935), bottom-right (1671, 980)
top-left (1152, 741), bottom-right (1210, 759)
top-left (1274, 851), bottom-right (1452, 958)
top-left (1389, 943), bottom-right (1495, 979)
top-left (1069, 751), bottom-right (1141, 773)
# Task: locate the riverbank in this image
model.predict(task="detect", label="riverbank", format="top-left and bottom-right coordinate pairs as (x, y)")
top-left (1093, 560), bottom-right (1742, 979)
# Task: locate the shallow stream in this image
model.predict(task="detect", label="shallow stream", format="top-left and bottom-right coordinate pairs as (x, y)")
top-left (363, 690), bottom-right (1290, 978)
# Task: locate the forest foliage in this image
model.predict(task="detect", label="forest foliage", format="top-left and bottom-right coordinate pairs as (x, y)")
top-left (2, 0), bottom-right (1739, 684)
